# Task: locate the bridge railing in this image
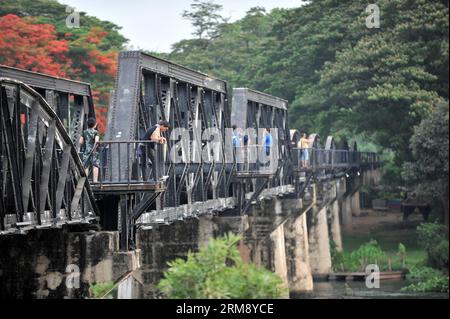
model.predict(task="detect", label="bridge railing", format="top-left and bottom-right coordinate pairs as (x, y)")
top-left (86, 141), bottom-right (162, 188)
top-left (233, 145), bottom-right (279, 176)
top-left (292, 148), bottom-right (380, 171)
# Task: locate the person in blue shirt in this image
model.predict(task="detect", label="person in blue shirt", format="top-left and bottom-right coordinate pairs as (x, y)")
top-left (232, 125), bottom-right (242, 171)
top-left (263, 128), bottom-right (273, 157)
top-left (232, 125), bottom-right (241, 148)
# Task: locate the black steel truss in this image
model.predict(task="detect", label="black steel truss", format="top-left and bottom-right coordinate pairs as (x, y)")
top-left (231, 88), bottom-right (291, 201)
top-left (107, 51), bottom-right (233, 211)
top-left (0, 79), bottom-right (99, 235)
top-left (0, 65), bottom-right (96, 148)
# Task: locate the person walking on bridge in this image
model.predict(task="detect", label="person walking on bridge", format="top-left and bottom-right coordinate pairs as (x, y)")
top-left (232, 125), bottom-right (242, 171)
top-left (139, 120), bottom-right (170, 181)
top-left (261, 128), bottom-right (273, 171)
top-left (298, 132), bottom-right (310, 168)
top-left (80, 117), bottom-right (100, 183)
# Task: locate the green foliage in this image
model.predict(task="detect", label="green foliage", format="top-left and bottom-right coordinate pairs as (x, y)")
top-left (182, 0), bottom-right (225, 40)
top-left (168, 6), bottom-right (283, 91)
top-left (417, 223), bottom-right (449, 270)
top-left (331, 240), bottom-right (395, 272)
top-left (398, 243), bottom-right (407, 268)
top-left (402, 102), bottom-right (449, 224)
top-left (157, 234), bottom-right (287, 299)
top-left (350, 240), bottom-right (388, 270)
top-left (331, 240), bottom-right (422, 272)
top-left (90, 282), bottom-right (115, 299)
top-left (330, 240), bottom-right (345, 271)
top-left (401, 266), bottom-right (449, 293)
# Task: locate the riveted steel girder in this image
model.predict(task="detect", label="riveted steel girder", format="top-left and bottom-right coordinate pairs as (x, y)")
top-left (0, 79), bottom-right (98, 235)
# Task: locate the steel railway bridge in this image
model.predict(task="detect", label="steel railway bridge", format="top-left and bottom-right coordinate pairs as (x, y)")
top-left (0, 52), bottom-right (381, 251)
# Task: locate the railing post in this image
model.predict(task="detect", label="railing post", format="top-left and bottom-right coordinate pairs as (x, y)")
top-left (119, 195), bottom-right (129, 251)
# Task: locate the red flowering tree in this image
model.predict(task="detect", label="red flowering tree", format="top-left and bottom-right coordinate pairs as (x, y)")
top-left (0, 14), bottom-right (120, 134)
top-left (95, 106), bottom-right (108, 135)
top-left (65, 27), bottom-right (119, 133)
top-left (0, 14), bottom-right (71, 77)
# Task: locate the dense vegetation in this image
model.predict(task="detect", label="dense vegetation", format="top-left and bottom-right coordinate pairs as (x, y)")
top-left (416, 223), bottom-right (449, 270)
top-left (401, 223), bottom-right (449, 293)
top-left (90, 282), bottom-right (115, 299)
top-left (402, 266), bottom-right (449, 293)
top-left (402, 103), bottom-right (449, 225)
top-left (331, 239), bottom-right (407, 272)
top-left (332, 223), bottom-right (449, 293)
top-left (157, 234), bottom-right (287, 299)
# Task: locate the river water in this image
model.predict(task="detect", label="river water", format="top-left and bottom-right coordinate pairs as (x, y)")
top-left (105, 271), bottom-right (448, 299)
top-left (296, 280), bottom-right (449, 299)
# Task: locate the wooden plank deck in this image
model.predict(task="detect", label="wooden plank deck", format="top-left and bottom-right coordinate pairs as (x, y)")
top-left (327, 271), bottom-right (407, 281)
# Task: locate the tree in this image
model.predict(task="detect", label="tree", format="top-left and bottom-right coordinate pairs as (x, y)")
top-left (182, 0), bottom-right (225, 40)
top-left (157, 234), bottom-right (287, 299)
top-left (169, 6), bottom-right (280, 90)
top-left (309, 0), bottom-right (449, 165)
top-left (0, 14), bottom-right (71, 77)
top-left (0, 0), bottom-right (129, 133)
top-left (402, 102), bottom-right (449, 227)
top-left (66, 26), bottom-right (118, 109)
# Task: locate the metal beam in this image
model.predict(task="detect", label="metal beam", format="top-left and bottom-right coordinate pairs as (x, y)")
top-left (0, 65), bottom-right (91, 96)
top-left (0, 79), bottom-right (98, 235)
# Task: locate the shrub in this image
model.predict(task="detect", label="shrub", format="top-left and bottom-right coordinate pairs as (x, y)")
top-left (350, 240), bottom-right (387, 270)
top-left (402, 266), bottom-right (449, 293)
top-left (330, 240), bottom-right (345, 271)
top-left (417, 223), bottom-right (449, 270)
top-left (398, 243), bottom-right (407, 268)
top-left (331, 240), bottom-right (391, 272)
top-left (157, 234), bottom-right (287, 299)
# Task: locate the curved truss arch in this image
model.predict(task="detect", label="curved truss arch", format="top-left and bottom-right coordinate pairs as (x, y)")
top-left (290, 129), bottom-right (301, 147)
top-left (308, 134), bottom-right (321, 148)
top-left (350, 140), bottom-right (358, 152)
top-left (325, 136), bottom-right (337, 150)
top-left (336, 138), bottom-right (350, 151)
top-left (0, 79), bottom-right (98, 235)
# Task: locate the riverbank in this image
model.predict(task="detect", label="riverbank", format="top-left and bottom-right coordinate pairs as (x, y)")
top-left (303, 280), bottom-right (449, 299)
top-left (342, 209), bottom-right (427, 267)
top-left (304, 209), bottom-right (449, 299)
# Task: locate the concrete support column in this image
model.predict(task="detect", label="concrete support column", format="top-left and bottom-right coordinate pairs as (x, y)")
top-left (270, 224), bottom-right (289, 287)
top-left (363, 170), bottom-right (370, 186)
top-left (375, 168), bottom-right (382, 184)
top-left (328, 200), bottom-right (343, 251)
top-left (307, 207), bottom-right (332, 275)
top-left (351, 191), bottom-right (361, 217)
top-left (288, 213), bottom-right (313, 292)
top-left (198, 215), bottom-right (216, 248)
top-left (336, 178), bottom-right (346, 197)
top-left (341, 196), bottom-right (353, 228)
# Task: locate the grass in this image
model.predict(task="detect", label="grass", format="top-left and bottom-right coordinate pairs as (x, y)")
top-left (90, 282), bottom-right (116, 299)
